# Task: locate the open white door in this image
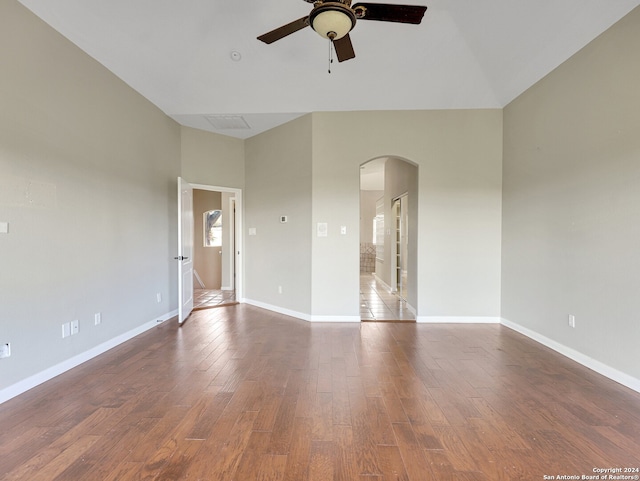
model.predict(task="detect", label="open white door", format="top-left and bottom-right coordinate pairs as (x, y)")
top-left (177, 177), bottom-right (194, 324)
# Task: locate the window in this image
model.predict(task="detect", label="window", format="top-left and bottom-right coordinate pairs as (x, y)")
top-left (204, 210), bottom-right (222, 247)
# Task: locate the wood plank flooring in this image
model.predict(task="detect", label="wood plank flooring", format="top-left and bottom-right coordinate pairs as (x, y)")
top-left (1, 304), bottom-right (639, 480)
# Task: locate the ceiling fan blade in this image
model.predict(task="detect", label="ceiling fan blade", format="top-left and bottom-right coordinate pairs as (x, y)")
top-left (257, 16), bottom-right (310, 44)
top-left (333, 34), bottom-right (356, 62)
top-left (352, 3), bottom-right (427, 24)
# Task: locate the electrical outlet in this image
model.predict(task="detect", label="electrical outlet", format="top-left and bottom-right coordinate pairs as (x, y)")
top-left (278, 285), bottom-right (283, 294)
top-left (156, 292), bottom-right (162, 303)
top-left (0, 343), bottom-right (10, 359)
top-left (568, 315), bottom-right (576, 328)
top-left (71, 320), bottom-right (79, 335)
top-left (95, 313), bottom-right (101, 325)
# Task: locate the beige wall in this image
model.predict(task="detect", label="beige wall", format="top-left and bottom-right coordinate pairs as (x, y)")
top-left (312, 110), bottom-right (503, 320)
top-left (502, 6), bottom-right (640, 382)
top-left (180, 126), bottom-right (244, 189)
top-left (193, 190), bottom-right (222, 289)
top-left (245, 110), bottom-right (502, 322)
top-left (241, 110), bottom-right (502, 321)
top-left (0, 0), bottom-right (181, 394)
top-left (359, 190), bottom-right (383, 245)
top-left (244, 115), bottom-right (313, 316)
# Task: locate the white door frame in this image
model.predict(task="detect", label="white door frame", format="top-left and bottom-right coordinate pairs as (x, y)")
top-left (225, 197), bottom-right (236, 291)
top-left (391, 193), bottom-right (408, 299)
top-left (190, 183), bottom-right (243, 301)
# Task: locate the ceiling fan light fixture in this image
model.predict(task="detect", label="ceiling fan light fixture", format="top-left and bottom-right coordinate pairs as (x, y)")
top-left (257, 1), bottom-right (428, 63)
top-left (310, 4), bottom-right (356, 40)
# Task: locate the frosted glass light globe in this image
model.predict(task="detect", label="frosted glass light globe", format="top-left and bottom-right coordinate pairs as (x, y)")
top-left (312, 9), bottom-right (354, 39)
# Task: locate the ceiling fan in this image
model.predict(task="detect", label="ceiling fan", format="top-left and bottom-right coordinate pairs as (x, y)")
top-left (257, 0), bottom-right (428, 63)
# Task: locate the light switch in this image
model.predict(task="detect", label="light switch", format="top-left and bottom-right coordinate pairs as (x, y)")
top-left (340, 226), bottom-right (347, 235)
top-left (249, 227), bottom-right (257, 236)
top-left (0, 222), bottom-right (8, 234)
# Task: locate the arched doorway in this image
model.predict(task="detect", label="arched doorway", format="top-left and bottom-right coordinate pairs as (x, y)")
top-left (359, 156), bottom-right (418, 321)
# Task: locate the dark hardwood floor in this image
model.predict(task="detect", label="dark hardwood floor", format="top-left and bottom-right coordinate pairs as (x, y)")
top-left (1, 304), bottom-right (639, 480)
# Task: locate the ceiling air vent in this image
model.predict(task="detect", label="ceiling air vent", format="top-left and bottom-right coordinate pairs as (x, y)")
top-left (205, 115), bottom-right (251, 130)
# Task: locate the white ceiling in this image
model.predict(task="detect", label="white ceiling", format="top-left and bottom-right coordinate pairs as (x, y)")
top-left (18, 0), bottom-right (640, 139)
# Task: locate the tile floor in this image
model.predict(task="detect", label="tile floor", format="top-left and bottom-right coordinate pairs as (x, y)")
top-left (359, 273), bottom-right (415, 321)
top-left (193, 288), bottom-right (237, 309)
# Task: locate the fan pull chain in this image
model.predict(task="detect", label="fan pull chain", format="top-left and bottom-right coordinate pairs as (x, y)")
top-left (328, 39), bottom-right (333, 74)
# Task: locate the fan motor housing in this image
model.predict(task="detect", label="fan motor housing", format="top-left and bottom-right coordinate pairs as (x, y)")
top-left (309, 2), bottom-right (357, 40)
top-left (305, 0), bottom-right (352, 4)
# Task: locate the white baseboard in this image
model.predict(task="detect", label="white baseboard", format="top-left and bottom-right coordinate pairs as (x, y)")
top-left (0, 309), bottom-right (178, 405)
top-left (501, 317), bottom-right (640, 394)
top-left (221, 286), bottom-right (233, 291)
top-left (417, 316), bottom-right (501, 324)
top-left (242, 299), bottom-right (360, 323)
top-left (311, 315), bottom-right (360, 323)
top-left (242, 298), bottom-right (311, 322)
top-left (373, 274), bottom-right (393, 293)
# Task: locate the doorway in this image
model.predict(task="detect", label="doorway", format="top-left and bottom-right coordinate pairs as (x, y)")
top-left (178, 181), bottom-right (243, 321)
top-left (359, 157), bottom-right (417, 321)
top-left (192, 189), bottom-right (238, 309)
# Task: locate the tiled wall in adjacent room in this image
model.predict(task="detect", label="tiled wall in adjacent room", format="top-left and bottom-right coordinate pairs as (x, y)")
top-left (360, 242), bottom-right (376, 273)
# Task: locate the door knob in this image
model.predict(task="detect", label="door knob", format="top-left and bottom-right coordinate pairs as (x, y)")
top-left (174, 256), bottom-right (189, 261)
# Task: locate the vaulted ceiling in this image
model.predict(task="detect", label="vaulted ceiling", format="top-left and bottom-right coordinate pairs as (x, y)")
top-left (18, 0), bottom-right (640, 138)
